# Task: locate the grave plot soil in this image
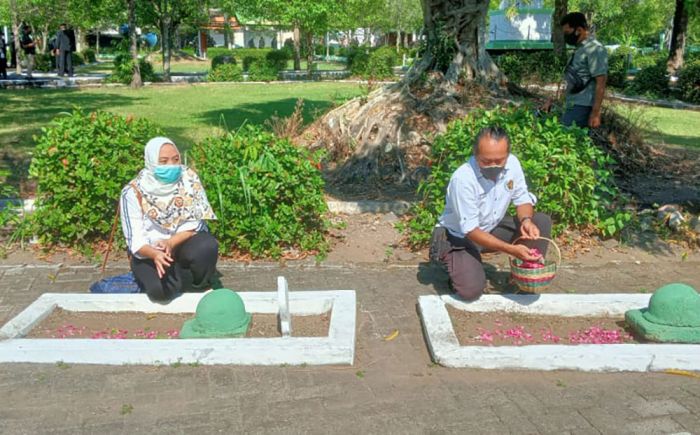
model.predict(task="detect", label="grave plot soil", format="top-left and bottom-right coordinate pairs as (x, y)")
top-left (446, 305), bottom-right (643, 346)
top-left (26, 308), bottom-right (330, 339)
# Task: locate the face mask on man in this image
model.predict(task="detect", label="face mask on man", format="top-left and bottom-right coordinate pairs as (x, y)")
top-left (564, 30), bottom-right (580, 46)
top-left (480, 165), bottom-right (505, 182)
top-left (154, 164), bottom-right (182, 184)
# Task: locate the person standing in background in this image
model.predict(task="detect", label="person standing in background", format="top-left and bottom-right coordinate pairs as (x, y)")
top-left (53, 23), bottom-right (73, 77)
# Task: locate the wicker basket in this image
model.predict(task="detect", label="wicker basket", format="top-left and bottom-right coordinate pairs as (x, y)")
top-left (509, 237), bottom-right (562, 292)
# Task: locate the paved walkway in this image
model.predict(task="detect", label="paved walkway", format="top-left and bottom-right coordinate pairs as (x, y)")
top-left (0, 260), bottom-right (699, 434)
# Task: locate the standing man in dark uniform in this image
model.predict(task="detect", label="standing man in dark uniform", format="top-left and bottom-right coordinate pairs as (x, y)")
top-left (0, 33), bottom-right (8, 79)
top-left (54, 23), bottom-right (73, 77)
top-left (20, 26), bottom-right (37, 79)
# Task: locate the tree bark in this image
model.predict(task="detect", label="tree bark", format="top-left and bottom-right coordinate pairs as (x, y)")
top-left (161, 18), bottom-right (171, 82)
top-left (306, 0), bottom-right (505, 185)
top-left (406, 0), bottom-right (500, 85)
top-left (96, 29), bottom-right (100, 55)
top-left (305, 31), bottom-right (314, 76)
top-left (293, 23), bottom-right (301, 71)
top-left (667, 0), bottom-right (688, 74)
top-left (223, 13), bottom-right (230, 49)
top-left (128, 0), bottom-right (143, 88)
top-left (75, 27), bottom-right (87, 53)
top-left (552, 0), bottom-right (567, 62)
top-left (10, 0), bottom-right (22, 74)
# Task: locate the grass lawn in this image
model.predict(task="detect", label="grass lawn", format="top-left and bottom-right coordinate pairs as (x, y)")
top-left (0, 82), bottom-right (362, 190)
top-left (0, 82), bottom-right (362, 153)
top-left (610, 103), bottom-right (700, 149)
top-left (640, 106), bottom-right (700, 149)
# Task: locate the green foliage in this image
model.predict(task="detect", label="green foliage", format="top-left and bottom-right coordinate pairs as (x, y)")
top-left (265, 49), bottom-right (291, 71)
top-left (188, 125), bottom-right (328, 259)
top-left (82, 48), bottom-right (97, 63)
top-left (634, 51), bottom-right (665, 69)
top-left (607, 46), bottom-right (635, 88)
top-left (404, 106), bottom-right (629, 247)
top-left (677, 59), bottom-right (700, 104)
top-left (247, 61), bottom-right (279, 81)
top-left (365, 46), bottom-right (397, 78)
top-left (625, 61), bottom-right (669, 98)
top-left (237, 48), bottom-right (273, 70)
top-left (207, 63), bottom-right (244, 82)
top-left (29, 109), bottom-right (163, 246)
top-left (32, 53), bottom-right (55, 72)
top-left (348, 46), bottom-right (397, 78)
top-left (495, 51), bottom-right (565, 85)
top-left (111, 53), bottom-right (157, 85)
top-left (211, 53), bottom-right (237, 70)
top-left (421, 22), bottom-right (455, 73)
top-left (348, 46), bottom-right (370, 76)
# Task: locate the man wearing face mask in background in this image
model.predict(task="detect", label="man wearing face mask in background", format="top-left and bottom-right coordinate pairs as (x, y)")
top-left (560, 12), bottom-right (608, 128)
top-left (430, 126), bottom-right (552, 301)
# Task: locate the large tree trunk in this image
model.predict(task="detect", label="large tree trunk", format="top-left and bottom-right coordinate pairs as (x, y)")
top-left (75, 27), bottom-right (87, 53)
top-left (305, 0), bottom-right (504, 185)
top-left (10, 0), bottom-right (22, 74)
top-left (161, 16), bottom-right (172, 82)
top-left (305, 31), bottom-right (314, 76)
top-left (667, 0), bottom-right (688, 75)
top-left (128, 0), bottom-right (143, 88)
top-left (293, 23), bottom-right (301, 71)
top-left (552, 0), bottom-right (567, 62)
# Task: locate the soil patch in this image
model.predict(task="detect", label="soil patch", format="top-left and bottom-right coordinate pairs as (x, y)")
top-left (27, 308), bottom-right (330, 339)
top-left (446, 305), bottom-right (642, 346)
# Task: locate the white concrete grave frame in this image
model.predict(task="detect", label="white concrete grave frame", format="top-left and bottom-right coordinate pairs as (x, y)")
top-left (419, 293), bottom-right (700, 372)
top-left (0, 279), bottom-right (356, 366)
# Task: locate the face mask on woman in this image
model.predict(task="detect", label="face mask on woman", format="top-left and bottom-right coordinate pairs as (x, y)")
top-left (154, 164), bottom-right (182, 184)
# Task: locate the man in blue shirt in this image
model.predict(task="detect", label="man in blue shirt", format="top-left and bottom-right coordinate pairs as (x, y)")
top-left (433, 126), bottom-right (552, 300)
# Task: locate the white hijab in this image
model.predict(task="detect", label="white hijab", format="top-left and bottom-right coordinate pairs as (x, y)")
top-left (139, 136), bottom-right (181, 197)
top-left (130, 137), bottom-right (216, 231)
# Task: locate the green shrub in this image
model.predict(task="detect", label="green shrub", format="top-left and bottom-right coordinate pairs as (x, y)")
top-left (111, 53), bottom-right (157, 84)
top-left (348, 47), bottom-right (371, 76)
top-left (495, 51), bottom-right (565, 85)
top-left (71, 52), bottom-right (85, 66)
top-left (634, 51), bottom-right (664, 69)
top-left (32, 53), bottom-right (55, 72)
top-left (82, 48), bottom-right (96, 63)
top-left (265, 49), bottom-right (291, 71)
top-left (403, 106), bottom-right (629, 247)
top-left (247, 60), bottom-right (278, 81)
top-left (607, 46), bottom-right (634, 89)
top-left (211, 53), bottom-right (237, 70)
top-left (207, 63), bottom-right (243, 82)
top-left (236, 48), bottom-right (273, 70)
top-left (677, 60), bottom-right (700, 104)
top-left (626, 61), bottom-right (669, 98)
top-left (29, 109), bottom-right (164, 246)
top-left (188, 125), bottom-right (328, 259)
top-left (365, 46), bottom-right (397, 78)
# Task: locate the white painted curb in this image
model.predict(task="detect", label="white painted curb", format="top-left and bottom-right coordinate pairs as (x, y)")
top-left (419, 294), bottom-right (700, 372)
top-left (0, 290), bottom-right (356, 366)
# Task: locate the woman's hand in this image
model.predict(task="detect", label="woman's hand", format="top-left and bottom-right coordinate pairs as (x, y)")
top-left (154, 239), bottom-right (174, 257)
top-left (151, 248), bottom-right (173, 278)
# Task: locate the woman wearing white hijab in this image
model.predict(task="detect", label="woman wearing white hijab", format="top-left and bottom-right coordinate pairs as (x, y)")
top-left (120, 137), bottom-right (218, 300)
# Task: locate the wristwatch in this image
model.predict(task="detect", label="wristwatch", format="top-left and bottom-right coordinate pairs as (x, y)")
top-left (520, 216), bottom-right (533, 223)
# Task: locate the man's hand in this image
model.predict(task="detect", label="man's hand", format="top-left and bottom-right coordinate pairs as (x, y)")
top-left (588, 111), bottom-right (601, 128)
top-left (509, 244), bottom-right (542, 262)
top-left (520, 219), bottom-right (540, 240)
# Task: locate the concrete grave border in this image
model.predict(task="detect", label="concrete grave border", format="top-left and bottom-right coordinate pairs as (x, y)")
top-left (0, 286), bottom-right (356, 366)
top-left (418, 293), bottom-right (700, 372)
